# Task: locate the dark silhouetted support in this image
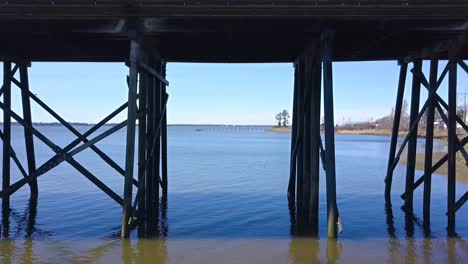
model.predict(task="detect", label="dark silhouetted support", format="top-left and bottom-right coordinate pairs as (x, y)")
top-left (19, 63), bottom-right (38, 198)
top-left (309, 49), bottom-right (321, 236)
top-left (385, 61), bottom-right (407, 203)
top-left (137, 62), bottom-right (148, 233)
top-left (295, 57), bottom-right (305, 230)
top-left (288, 62), bottom-right (299, 202)
top-left (447, 50), bottom-right (457, 235)
top-left (301, 55), bottom-right (312, 234)
top-left (2, 62), bottom-right (11, 213)
top-left (153, 60), bottom-right (162, 199)
top-left (404, 59), bottom-right (422, 212)
top-left (322, 31), bottom-right (338, 239)
top-left (145, 58), bottom-right (156, 235)
top-left (121, 38), bottom-right (139, 238)
top-left (423, 59), bottom-right (438, 225)
top-left (152, 59), bottom-right (162, 233)
top-left (161, 62), bottom-right (168, 197)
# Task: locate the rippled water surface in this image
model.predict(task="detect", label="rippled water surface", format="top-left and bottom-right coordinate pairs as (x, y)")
top-left (0, 125), bottom-right (466, 263)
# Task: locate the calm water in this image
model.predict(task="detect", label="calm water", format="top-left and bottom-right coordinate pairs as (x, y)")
top-left (0, 125), bottom-right (466, 263)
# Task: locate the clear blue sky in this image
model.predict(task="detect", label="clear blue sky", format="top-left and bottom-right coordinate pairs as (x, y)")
top-left (1, 61), bottom-right (466, 125)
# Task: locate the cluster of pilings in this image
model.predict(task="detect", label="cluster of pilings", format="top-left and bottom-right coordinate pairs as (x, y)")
top-left (385, 37), bottom-right (468, 235)
top-left (287, 31), bottom-right (340, 238)
top-left (0, 32), bottom-right (168, 239)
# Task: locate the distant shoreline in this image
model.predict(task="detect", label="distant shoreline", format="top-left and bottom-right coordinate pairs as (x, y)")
top-left (269, 127), bottom-right (455, 139)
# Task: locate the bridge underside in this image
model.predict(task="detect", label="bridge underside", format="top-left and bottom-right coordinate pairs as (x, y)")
top-left (1, 1), bottom-right (468, 62)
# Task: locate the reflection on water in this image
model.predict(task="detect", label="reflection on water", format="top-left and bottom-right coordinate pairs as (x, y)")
top-left (0, 194), bottom-right (467, 262)
top-left (0, 237), bottom-right (467, 263)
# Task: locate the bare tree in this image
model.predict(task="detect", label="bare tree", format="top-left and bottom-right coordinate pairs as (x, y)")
top-left (275, 112), bottom-right (282, 127)
top-left (281, 109), bottom-right (290, 127)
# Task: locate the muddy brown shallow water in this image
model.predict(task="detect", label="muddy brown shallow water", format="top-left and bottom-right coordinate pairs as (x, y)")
top-left (0, 238), bottom-right (467, 263)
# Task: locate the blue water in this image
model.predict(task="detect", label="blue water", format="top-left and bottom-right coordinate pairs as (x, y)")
top-left (1, 125), bottom-right (466, 240)
top-left (0, 125), bottom-right (467, 263)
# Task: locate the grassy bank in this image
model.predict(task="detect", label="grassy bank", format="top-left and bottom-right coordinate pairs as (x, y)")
top-left (336, 128), bottom-right (449, 138)
top-left (400, 151), bottom-right (468, 184)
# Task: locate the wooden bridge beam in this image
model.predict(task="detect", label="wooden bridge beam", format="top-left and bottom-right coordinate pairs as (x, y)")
top-left (309, 49), bottom-right (321, 237)
top-left (301, 54), bottom-right (312, 235)
top-left (161, 62), bottom-right (168, 197)
top-left (384, 61), bottom-right (407, 203)
top-left (447, 49), bottom-right (457, 235)
top-left (322, 31), bottom-right (338, 239)
top-left (423, 58), bottom-right (438, 225)
top-left (2, 62), bottom-right (12, 213)
top-left (295, 57), bottom-right (305, 233)
top-left (137, 58), bottom-right (148, 235)
top-left (404, 59), bottom-right (422, 212)
top-left (121, 37), bottom-right (140, 238)
top-left (19, 63), bottom-right (38, 198)
top-left (287, 62), bottom-right (299, 202)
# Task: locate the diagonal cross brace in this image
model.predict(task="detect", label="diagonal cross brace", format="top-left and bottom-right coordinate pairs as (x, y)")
top-left (435, 103), bottom-right (468, 164)
top-left (454, 191), bottom-right (468, 213)
top-left (0, 103), bottom-right (124, 205)
top-left (459, 60), bottom-right (468, 74)
top-left (0, 129), bottom-right (28, 179)
top-left (10, 77), bottom-right (138, 187)
top-left (390, 62), bottom-right (451, 171)
top-left (412, 65), bottom-right (468, 132)
top-left (401, 136), bottom-right (468, 200)
top-left (0, 97), bottom-right (136, 198)
top-left (0, 64), bottom-right (18, 97)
